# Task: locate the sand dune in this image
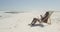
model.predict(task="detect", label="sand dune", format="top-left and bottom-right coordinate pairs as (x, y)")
top-left (0, 11), bottom-right (60, 32)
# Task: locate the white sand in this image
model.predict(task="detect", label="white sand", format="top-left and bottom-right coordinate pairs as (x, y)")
top-left (0, 11), bottom-right (60, 32)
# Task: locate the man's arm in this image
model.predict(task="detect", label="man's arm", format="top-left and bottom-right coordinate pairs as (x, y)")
top-left (40, 15), bottom-right (43, 18)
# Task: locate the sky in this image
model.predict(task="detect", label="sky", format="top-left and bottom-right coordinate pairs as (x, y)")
top-left (0, 0), bottom-right (60, 11)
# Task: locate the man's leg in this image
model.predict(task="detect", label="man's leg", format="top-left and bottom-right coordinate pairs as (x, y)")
top-left (31, 18), bottom-right (38, 25)
top-left (31, 18), bottom-right (41, 25)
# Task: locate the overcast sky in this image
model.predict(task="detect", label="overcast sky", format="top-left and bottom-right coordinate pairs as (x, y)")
top-left (0, 0), bottom-right (60, 11)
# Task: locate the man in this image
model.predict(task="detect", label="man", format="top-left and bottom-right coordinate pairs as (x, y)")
top-left (31, 11), bottom-right (51, 25)
top-left (41, 11), bottom-right (49, 23)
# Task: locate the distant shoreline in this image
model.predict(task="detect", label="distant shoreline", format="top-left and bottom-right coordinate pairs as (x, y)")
top-left (4, 12), bottom-right (20, 14)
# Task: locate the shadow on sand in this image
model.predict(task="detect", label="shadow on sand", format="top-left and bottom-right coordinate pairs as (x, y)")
top-left (28, 24), bottom-right (44, 27)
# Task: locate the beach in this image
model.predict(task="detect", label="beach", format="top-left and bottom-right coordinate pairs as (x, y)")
top-left (0, 11), bottom-right (60, 32)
